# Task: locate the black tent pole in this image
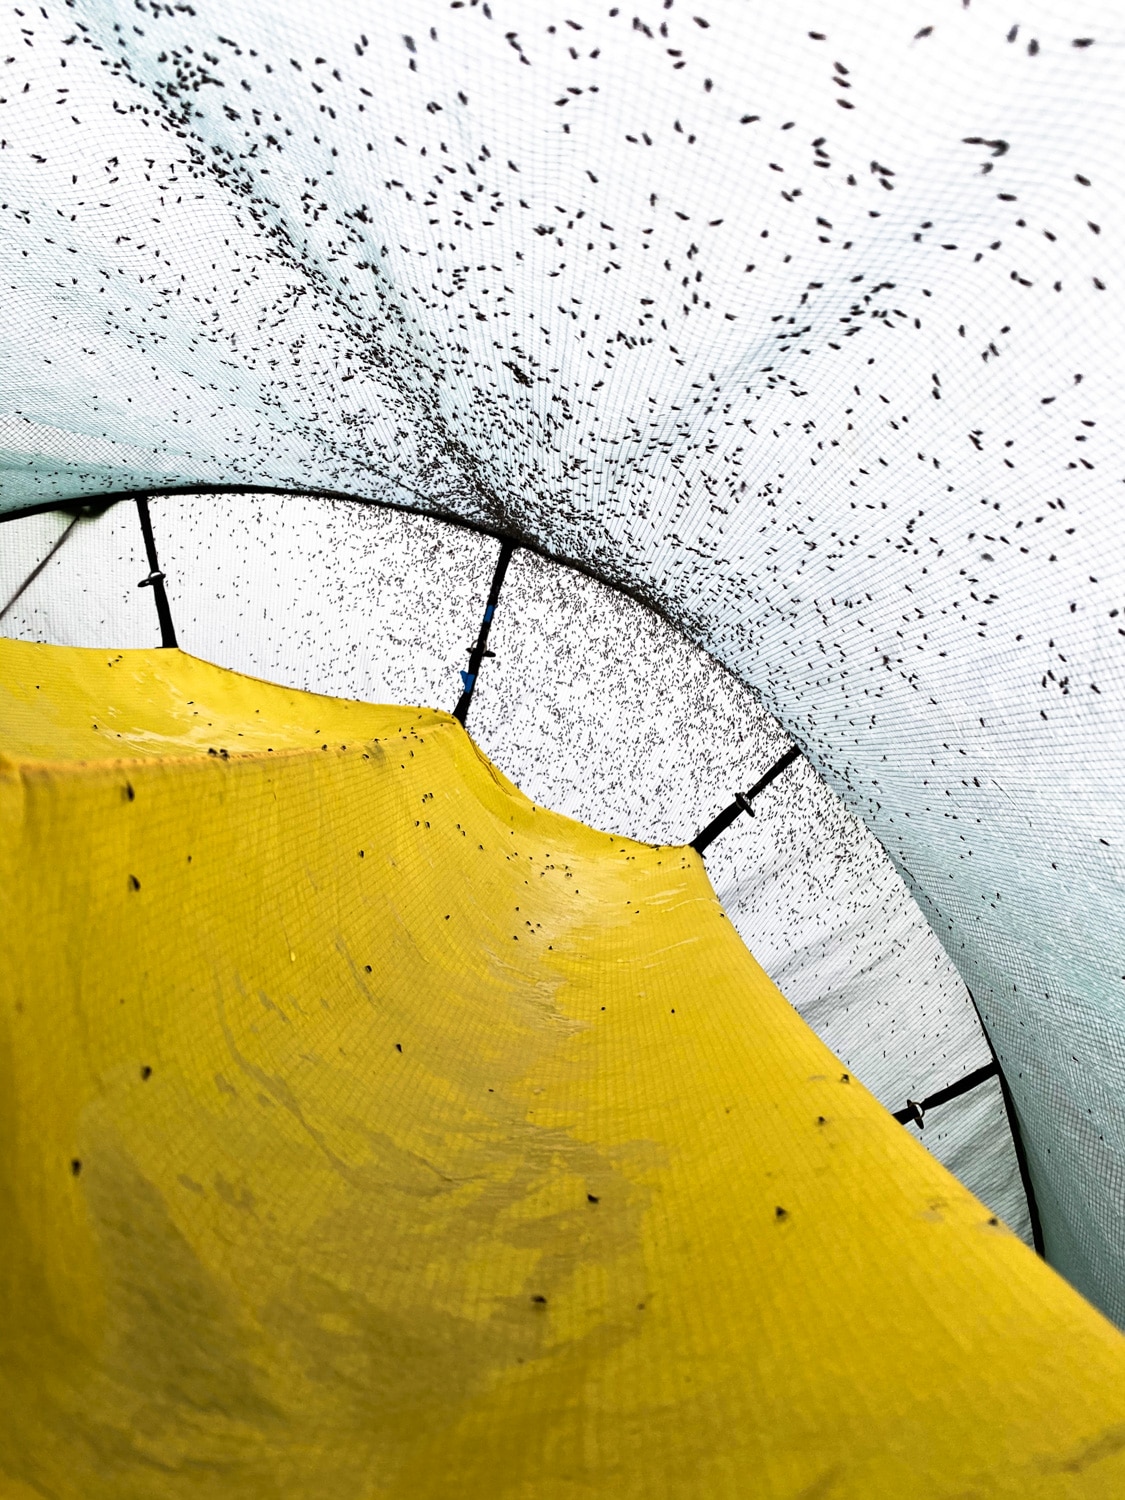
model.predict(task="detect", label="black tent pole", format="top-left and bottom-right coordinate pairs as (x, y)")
top-left (691, 745), bottom-right (802, 853)
top-left (135, 496), bottom-right (178, 649)
top-left (453, 540), bottom-right (514, 726)
top-left (0, 515), bottom-right (79, 623)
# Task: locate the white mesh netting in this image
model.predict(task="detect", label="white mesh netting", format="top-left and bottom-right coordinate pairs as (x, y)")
top-left (0, 0), bottom-right (1121, 1317)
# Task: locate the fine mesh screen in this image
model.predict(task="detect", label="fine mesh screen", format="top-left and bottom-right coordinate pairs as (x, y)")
top-left (0, 0), bottom-right (1121, 1316)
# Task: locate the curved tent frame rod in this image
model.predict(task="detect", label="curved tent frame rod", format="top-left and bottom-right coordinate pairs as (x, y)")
top-left (995, 1069), bottom-right (1047, 1256)
top-left (0, 484), bottom-right (1040, 1246)
top-left (966, 988), bottom-right (1046, 1258)
top-left (892, 1058), bottom-right (1044, 1257)
top-left (688, 741), bottom-right (1044, 1251)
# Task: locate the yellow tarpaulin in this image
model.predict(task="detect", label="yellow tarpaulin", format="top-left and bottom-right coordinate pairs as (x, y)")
top-left (2, 637), bottom-right (1124, 1499)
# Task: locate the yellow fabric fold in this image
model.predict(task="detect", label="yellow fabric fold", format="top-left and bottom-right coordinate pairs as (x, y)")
top-left (2, 638), bottom-right (1124, 1499)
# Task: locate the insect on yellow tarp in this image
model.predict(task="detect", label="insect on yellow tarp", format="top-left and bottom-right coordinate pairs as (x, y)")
top-left (2, 638), bottom-right (1125, 1499)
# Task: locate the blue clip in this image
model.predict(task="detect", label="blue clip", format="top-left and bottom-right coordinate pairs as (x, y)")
top-left (483, 605), bottom-right (495, 624)
top-left (460, 671), bottom-right (476, 691)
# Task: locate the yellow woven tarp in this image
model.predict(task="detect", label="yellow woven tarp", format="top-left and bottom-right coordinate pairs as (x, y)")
top-left (2, 637), bottom-right (1124, 1499)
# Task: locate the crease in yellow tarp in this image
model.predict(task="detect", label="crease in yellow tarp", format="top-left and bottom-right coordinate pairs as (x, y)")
top-left (2, 637), bottom-right (1125, 1500)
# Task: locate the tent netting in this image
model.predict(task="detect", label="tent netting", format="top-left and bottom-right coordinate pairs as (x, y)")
top-left (1, 491), bottom-right (1036, 1245)
top-left (1, 0), bottom-right (1123, 1327)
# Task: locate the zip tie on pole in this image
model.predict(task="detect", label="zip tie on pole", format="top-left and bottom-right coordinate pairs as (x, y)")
top-left (453, 540), bottom-right (515, 726)
top-left (135, 496), bottom-right (177, 649)
top-left (690, 745), bottom-right (802, 853)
